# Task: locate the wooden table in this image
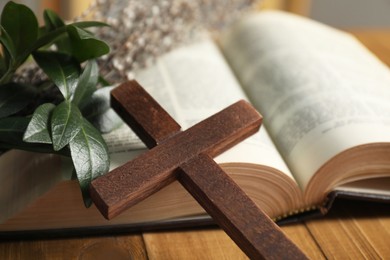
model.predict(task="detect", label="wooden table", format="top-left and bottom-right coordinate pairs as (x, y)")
top-left (1, 31), bottom-right (390, 260)
top-left (0, 200), bottom-right (388, 259)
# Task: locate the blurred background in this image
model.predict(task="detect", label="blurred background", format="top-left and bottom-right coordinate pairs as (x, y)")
top-left (262, 0), bottom-right (390, 28)
top-left (1, 0), bottom-right (390, 28)
top-left (0, 0), bottom-right (93, 21)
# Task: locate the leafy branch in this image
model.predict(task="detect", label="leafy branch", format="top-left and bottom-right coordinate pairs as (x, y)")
top-left (0, 1), bottom-right (122, 206)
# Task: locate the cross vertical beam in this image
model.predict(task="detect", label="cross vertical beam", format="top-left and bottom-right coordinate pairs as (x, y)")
top-left (178, 154), bottom-right (302, 259)
top-left (110, 80), bottom-right (181, 148)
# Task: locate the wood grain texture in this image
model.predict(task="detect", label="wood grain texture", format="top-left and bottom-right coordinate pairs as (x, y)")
top-left (178, 154), bottom-right (307, 259)
top-left (90, 85), bottom-right (262, 219)
top-left (2, 202), bottom-right (387, 259)
top-left (143, 224), bottom-right (326, 260)
top-left (143, 229), bottom-right (248, 259)
top-left (280, 224), bottom-right (326, 260)
top-left (0, 234), bottom-right (147, 260)
top-left (305, 200), bottom-right (390, 259)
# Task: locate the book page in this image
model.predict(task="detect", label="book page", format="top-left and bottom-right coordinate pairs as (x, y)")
top-left (220, 11), bottom-right (390, 189)
top-left (104, 38), bottom-right (292, 179)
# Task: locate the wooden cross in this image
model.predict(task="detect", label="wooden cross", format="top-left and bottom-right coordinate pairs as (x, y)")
top-left (90, 80), bottom-right (307, 259)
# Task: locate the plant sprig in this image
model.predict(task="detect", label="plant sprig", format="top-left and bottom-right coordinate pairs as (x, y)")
top-left (0, 1), bottom-right (122, 206)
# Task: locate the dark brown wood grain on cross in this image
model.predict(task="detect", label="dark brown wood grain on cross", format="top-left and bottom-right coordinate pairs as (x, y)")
top-left (90, 80), bottom-right (307, 259)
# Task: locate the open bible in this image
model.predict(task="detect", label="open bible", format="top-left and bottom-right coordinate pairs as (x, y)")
top-left (1, 10), bottom-right (389, 236)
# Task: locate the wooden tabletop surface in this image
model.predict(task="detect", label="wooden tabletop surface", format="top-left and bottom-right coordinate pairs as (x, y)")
top-left (1, 30), bottom-right (390, 260)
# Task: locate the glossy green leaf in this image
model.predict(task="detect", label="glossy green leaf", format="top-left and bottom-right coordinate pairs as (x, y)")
top-left (0, 83), bottom-right (36, 118)
top-left (51, 100), bottom-right (82, 151)
top-left (0, 26), bottom-right (15, 84)
top-left (67, 25), bottom-right (110, 62)
top-left (23, 103), bottom-right (55, 144)
top-left (82, 87), bottom-right (123, 133)
top-left (31, 21), bottom-right (107, 54)
top-left (43, 9), bottom-right (65, 31)
top-left (33, 51), bottom-right (80, 100)
top-left (0, 116), bottom-right (60, 153)
top-left (0, 1), bottom-right (38, 58)
top-left (72, 60), bottom-right (98, 105)
top-left (69, 118), bottom-right (109, 207)
top-left (43, 9), bottom-right (71, 53)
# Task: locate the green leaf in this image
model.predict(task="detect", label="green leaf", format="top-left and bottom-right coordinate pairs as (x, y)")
top-left (0, 116), bottom-right (68, 154)
top-left (32, 26), bottom-right (70, 51)
top-left (42, 9), bottom-right (71, 53)
top-left (82, 87), bottom-right (123, 133)
top-left (22, 21), bottom-right (108, 61)
top-left (67, 25), bottom-right (110, 62)
top-left (33, 51), bottom-right (80, 100)
top-left (51, 100), bottom-right (82, 151)
top-left (0, 1), bottom-right (38, 59)
top-left (69, 118), bottom-right (109, 207)
top-left (23, 103), bottom-right (55, 144)
top-left (0, 83), bottom-right (36, 118)
top-left (72, 21), bottom-right (108, 29)
top-left (72, 60), bottom-right (98, 105)
top-left (0, 26), bottom-right (16, 84)
top-left (43, 9), bottom-right (65, 31)
top-left (0, 19), bottom-right (107, 80)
